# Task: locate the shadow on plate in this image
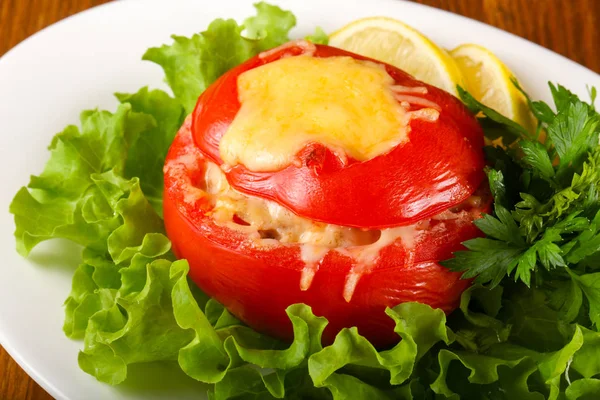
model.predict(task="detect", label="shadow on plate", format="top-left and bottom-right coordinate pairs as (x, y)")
top-left (118, 361), bottom-right (210, 399)
top-left (27, 239), bottom-right (83, 272)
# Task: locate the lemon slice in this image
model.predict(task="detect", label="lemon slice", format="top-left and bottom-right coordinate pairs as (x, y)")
top-left (451, 44), bottom-right (535, 131)
top-left (329, 17), bottom-right (464, 95)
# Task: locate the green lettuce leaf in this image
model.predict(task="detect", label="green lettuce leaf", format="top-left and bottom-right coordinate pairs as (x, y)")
top-left (9, 105), bottom-right (155, 256)
top-left (116, 88), bottom-right (185, 215)
top-left (309, 303), bottom-right (452, 389)
top-left (143, 2), bottom-right (295, 113)
top-left (78, 259), bottom-right (193, 384)
top-left (566, 379), bottom-right (600, 400)
top-left (306, 27), bottom-right (329, 45)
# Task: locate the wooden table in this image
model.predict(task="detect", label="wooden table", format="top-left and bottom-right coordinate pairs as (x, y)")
top-left (1, 0), bottom-right (598, 399)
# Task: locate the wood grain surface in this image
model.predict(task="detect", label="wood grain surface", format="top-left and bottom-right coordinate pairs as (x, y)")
top-left (0, 0), bottom-right (598, 399)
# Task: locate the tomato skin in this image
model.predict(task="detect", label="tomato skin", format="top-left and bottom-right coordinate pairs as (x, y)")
top-left (164, 120), bottom-right (487, 347)
top-left (192, 43), bottom-right (486, 229)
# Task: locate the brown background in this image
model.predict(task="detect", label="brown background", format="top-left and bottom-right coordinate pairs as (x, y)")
top-left (0, 0), bottom-right (598, 399)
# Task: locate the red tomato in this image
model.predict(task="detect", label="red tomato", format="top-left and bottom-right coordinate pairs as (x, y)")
top-left (191, 42), bottom-right (486, 229)
top-left (164, 118), bottom-right (489, 347)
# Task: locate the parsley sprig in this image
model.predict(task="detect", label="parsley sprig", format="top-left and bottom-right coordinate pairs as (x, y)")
top-left (443, 83), bottom-right (600, 304)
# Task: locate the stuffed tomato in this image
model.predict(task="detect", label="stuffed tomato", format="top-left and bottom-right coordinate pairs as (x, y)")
top-left (163, 40), bottom-right (489, 347)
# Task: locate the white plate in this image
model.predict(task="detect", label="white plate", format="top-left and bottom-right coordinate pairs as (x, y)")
top-left (0, 0), bottom-right (598, 399)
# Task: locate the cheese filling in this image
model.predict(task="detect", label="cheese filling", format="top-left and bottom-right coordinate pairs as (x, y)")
top-left (204, 161), bottom-right (380, 247)
top-left (219, 55), bottom-right (413, 172)
top-left (197, 158), bottom-right (481, 299)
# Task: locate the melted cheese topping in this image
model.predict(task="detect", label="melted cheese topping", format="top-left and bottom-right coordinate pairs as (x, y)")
top-left (342, 225), bottom-right (424, 302)
top-left (219, 56), bottom-right (410, 171)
